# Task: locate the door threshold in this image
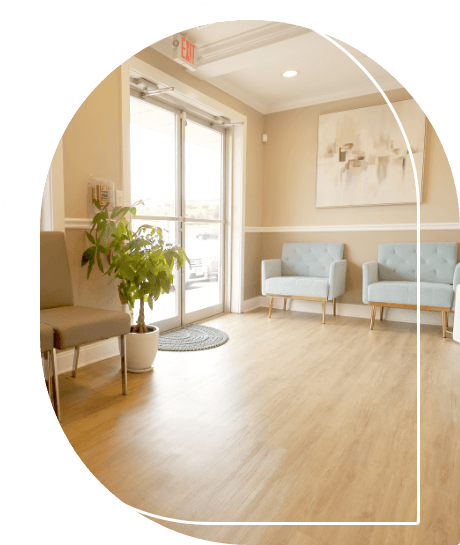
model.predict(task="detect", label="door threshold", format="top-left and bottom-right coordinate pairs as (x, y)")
top-left (151, 312), bottom-right (228, 334)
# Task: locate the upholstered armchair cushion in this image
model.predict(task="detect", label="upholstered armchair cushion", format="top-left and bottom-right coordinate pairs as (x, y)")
top-left (378, 242), bottom-right (457, 283)
top-left (368, 281), bottom-right (453, 308)
top-left (362, 261), bottom-right (379, 305)
top-left (40, 322), bottom-right (55, 353)
top-left (261, 259), bottom-right (282, 296)
top-left (281, 243), bottom-right (344, 278)
top-left (266, 276), bottom-right (330, 298)
top-left (40, 306), bottom-right (131, 350)
top-left (40, 231), bottom-right (74, 309)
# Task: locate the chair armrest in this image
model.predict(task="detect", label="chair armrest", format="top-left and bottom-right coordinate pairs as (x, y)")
top-left (261, 259), bottom-right (282, 296)
top-left (328, 259), bottom-right (347, 300)
top-left (453, 263), bottom-right (460, 291)
top-left (452, 263), bottom-right (460, 310)
top-left (362, 261), bottom-right (379, 304)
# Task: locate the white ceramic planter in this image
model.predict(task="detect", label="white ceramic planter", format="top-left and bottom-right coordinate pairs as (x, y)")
top-left (126, 325), bottom-right (160, 373)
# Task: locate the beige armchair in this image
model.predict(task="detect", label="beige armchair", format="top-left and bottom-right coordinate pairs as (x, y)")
top-left (40, 232), bottom-right (131, 418)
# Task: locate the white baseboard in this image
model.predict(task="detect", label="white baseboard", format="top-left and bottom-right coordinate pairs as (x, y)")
top-left (55, 337), bottom-right (120, 375)
top-left (245, 296), bottom-right (454, 326)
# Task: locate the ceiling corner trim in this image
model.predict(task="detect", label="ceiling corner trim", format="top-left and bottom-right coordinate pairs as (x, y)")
top-left (197, 23), bottom-right (311, 67)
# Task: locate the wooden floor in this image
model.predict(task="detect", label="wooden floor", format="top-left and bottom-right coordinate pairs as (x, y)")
top-left (58, 308), bottom-right (460, 544)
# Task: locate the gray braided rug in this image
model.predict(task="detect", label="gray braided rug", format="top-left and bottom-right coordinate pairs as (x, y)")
top-left (157, 324), bottom-right (229, 351)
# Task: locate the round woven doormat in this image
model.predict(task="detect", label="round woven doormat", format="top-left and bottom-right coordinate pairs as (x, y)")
top-left (157, 324), bottom-right (229, 351)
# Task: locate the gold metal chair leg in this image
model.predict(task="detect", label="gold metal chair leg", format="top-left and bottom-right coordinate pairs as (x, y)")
top-left (370, 305), bottom-right (377, 330)
top-left (284, 297), bottom-right (287, 311)
top-left (442, 311), bottom-right (447, 338)
top-left (333, 298), bottom-right (337, 316)
top-left (380, 306), bottom-right (384, 321)
top-left (120, 335), bottom-right (128, 395)
top-left (268, 297), bottom-right (274, 318)
top-left (50, 349), bottom-right (61, 421)
top-left (72, 346), bottom-right (80, 378)
top-left (322, 300), bottom-right (326, 324)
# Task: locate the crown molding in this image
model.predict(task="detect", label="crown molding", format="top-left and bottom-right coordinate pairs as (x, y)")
top-left (207, 78), bottom-right (404, 116)
top-left (263, 81), bottom-right (403, 114)
top-left (196, 23), bottom-right (311, 68)
top-left (208, 75), bottom-right (402, 116)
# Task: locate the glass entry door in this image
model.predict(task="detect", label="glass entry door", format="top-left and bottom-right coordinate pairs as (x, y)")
top-left (182, 117), bottom-right (224, 324)
top-left (130, 95), bottom-right (225, 331)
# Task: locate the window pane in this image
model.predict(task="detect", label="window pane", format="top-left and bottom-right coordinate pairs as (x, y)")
top-left (131, 218), bottom-right (179, 325)
top-left (130, 96), bottom-right (176, 217)
top-left (184, 222), bottom-right (222, 314)
top-left (184, 121), bottom-right (222, 220)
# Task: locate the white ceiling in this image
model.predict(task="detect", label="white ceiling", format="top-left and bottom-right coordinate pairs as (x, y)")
top-left (150, 21), bottom-right (403, 115)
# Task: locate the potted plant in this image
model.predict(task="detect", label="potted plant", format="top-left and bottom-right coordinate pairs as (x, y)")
top-left (81, 200), bottom-right (188, 372)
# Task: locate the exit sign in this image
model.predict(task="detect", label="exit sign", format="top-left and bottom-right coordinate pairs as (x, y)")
top-left (173, 36), bottom-right (197, 70)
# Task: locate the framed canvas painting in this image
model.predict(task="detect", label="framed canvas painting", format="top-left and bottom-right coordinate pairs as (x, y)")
top-left (315, 99), bottom-right (426, 208)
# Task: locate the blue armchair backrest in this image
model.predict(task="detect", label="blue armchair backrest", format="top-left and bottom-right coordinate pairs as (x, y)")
top-left (282, 243), bottom-right (344, 278)
top-left (378, 242), bottom-right (457, 283)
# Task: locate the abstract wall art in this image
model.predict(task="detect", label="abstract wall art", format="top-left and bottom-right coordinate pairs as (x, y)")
top-left (316, 99), bottom-right (426, 207)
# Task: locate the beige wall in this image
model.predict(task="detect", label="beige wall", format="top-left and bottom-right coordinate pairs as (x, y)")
top-left (262, 89), bottom-right (459, 227)
top-left (58, 54), bottom-right (459, 310)
top-left (63, 67), bottom-right (123, 218)
top-left (62, 67), bottom-right (124, 311)
top-left (244, 233), bottom-right (263, 300)
top-left (253, 90), bottom-right (460, 305)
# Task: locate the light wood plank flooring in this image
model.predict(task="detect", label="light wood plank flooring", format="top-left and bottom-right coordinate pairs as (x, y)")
top-left (58, 308), bottom-right (460, 544)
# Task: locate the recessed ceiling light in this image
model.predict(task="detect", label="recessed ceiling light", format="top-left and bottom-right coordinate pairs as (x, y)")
top-left (283, 70), bottom-right (298, 78)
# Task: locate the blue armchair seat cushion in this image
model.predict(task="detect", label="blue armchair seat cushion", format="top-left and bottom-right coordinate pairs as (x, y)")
top-left (368, 281), bottom-right (453, 308)
top-left (266, 276), bottom-right (330, 298)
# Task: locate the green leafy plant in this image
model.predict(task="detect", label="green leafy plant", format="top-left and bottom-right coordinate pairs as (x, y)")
top-left (82, 200), bottom-right (188, 333)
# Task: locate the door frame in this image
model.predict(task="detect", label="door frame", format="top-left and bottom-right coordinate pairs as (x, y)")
top-left (180, 111), bottom-right (226, 326)
top-left (122, 57), bottom-right (247, 319)
top-left (127, 80), bottom-right (228, 330)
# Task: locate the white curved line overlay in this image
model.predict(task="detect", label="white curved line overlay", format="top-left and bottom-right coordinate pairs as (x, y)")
top-left (0, 0), bottom-right (420, 526)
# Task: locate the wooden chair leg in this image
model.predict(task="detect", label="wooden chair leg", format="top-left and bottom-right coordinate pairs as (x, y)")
top-left (442, 311), bottom-right (447, 338)
top-left (333, 298), bottom-right (337, 316)
top-left (370, 305), bottom-right (377, 330)
top-left (322, 300), bottom-right (326, 324)
top-left (120, 334), bottom-right (128, 395)
top-left (380, 306), bottom-right (384, 321)
top-left (72, 346), bottom-right (80, 378)
top-left (268, 297), bottom-right (274, 318)
top-left (284, 297), bottom-right (287, 311)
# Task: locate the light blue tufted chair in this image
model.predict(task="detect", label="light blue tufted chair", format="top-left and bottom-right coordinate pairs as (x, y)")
top-left (261, 243), bottom-right (347, 323)
top-left (362, 242), bottom-right (460, 337)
